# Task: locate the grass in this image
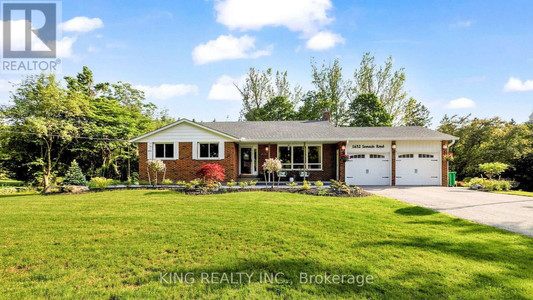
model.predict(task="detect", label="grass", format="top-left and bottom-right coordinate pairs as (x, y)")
top-left (1, 190), bottom-right (532, 299)
top-left (494, 190), bottom-right (533, 197)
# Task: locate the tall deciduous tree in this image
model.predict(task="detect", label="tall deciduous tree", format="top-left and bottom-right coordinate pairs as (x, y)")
top-left (401, 98), bottom-right (432, 127)
top-left (438, 115), bottom-right (533, 178)
top-left (349, 53), bottom-right (408, 124)
top-left (310, 58), bottom-right (348, 126)
top-left (348, 93), bottom-right (392, 127)
top-left (255, 96), bottom-right (296, 121)
top-left (237, 68), bottom-right (301, 121)
top-left (1, 74), bottom-right (88, 188)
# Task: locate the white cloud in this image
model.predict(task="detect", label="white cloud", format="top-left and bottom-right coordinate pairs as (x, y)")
top-left (56, 36), bottom-right (77, 58)
top-left (446, 97), bottom-right (476, 109)
top-left (192, 34), bottom-right (271, 65)
top-left (60, 17), bottom-right (104, 33)
top-left (208, 75), bottom-right (246, 100)
top-left (134, 84), bottom-right (199, 100)
top-left (214, 0), bottom-right (333, 35)
top-left (450, 20), bottom-right (473, 28)
top-left (305, 31), bottom-right (344, 51)
top-left (504, 77), bottom-right (533, 92)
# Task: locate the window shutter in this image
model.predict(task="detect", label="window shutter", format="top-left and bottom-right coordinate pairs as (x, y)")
top-left (192, 142), bottom-right (198, 160)
top-left (218, 142), bottom-right (225, 160)
top-left (147, 142), bottom-right (153, 160)
top-left (174, 142), bottom-right (179, 159)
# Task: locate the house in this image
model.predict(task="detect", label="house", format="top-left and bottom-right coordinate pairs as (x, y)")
top-left (129, 113), bottom-right (458, 186)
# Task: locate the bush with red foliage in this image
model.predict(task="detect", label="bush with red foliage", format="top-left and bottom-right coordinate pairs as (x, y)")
top-left (196, 163), bottom-right (226, 183)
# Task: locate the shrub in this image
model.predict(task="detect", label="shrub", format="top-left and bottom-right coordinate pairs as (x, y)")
top-left (479, 162), bottom-right (509, 180)
top-left (286, 182), bottom-right (298, 188)
top-left (64, 160), bottom-right (88, 186)
top-left (314, 180), bottom-right (324, 187)
top-left (89, 177), bottom-right (113, 190)
top-left (139, 180), bottom-right (150, 185)
top-left (161, 179), bottom-right (174, 185)
top-left (196, 164), bottom-right (226, 183)
top-left (176, 180), bottom-right (186, 186)
top-left (300, 181), bottom-right (311, 190)
top-left (466, 177), bottom-right (512, 191)
top-left (130, 172), bottom-right (139, 184)
top-left (238, 181), bottom-right (249, 189)
top-left (317, 188), bottom-right (329, 196)
top-left (248, 180), bottom-right (258, 187)
top-left (226, 180), bottom-right (237, 188)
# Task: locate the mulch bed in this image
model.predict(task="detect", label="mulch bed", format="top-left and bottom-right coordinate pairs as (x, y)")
top-left (182, 187), bottom-right (372, 197)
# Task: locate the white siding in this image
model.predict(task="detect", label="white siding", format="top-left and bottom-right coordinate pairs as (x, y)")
top-left (136, 122), bottom-right (231, 143)
top-left (396, 141), bottom-right (441, 153)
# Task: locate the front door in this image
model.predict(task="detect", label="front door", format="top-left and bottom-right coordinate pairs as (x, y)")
top-left (240, 147), bottom-right (257, 175)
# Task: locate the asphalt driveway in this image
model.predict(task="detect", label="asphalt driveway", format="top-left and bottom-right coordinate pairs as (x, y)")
top-left (364, 186), bottom-right (533, 237)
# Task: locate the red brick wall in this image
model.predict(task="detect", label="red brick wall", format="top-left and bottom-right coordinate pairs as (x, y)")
top-left (337, 141), bottom-right (346, 182)
top-left (442, 140), bottom-right (448, 186)
top-left (138, 142), bottom-right (238, 182)
top-left (139, 142), bottom-right (341, 182)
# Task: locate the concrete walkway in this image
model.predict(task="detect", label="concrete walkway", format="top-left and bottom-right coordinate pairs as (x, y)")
top-left (364, 186), bottom-right (533, 237)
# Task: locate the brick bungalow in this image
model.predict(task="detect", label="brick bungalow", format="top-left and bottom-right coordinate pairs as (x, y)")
top-left (130, 113), bottom-right (457, 186)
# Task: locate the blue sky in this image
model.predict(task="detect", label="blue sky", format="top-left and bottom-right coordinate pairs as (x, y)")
top-left (1, 0), bottom-right (532, 126)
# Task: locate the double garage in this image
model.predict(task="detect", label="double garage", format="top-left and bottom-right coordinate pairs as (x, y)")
top-left (345, 140), bottom-right (442, 186)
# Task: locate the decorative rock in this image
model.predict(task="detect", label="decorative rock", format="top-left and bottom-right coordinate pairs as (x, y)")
top-left (62, 185), bottom-right (89, 194)
top-left (470, 184), bottom-right (483, 190)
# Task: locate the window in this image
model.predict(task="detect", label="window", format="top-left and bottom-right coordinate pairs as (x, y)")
top-left (370, 154), bottom-right (385, 159)
top-left (350, 154), bottom-right (365, 159)
top-left (199, 143), bottom-right (219, 159)
top-left (418, 154), bottom-right (434, 158)
top-left (154, 143), bottom-right (174, 159)
top-left (398, 154), bottom-right (414, 158)
top-left (278, 145), bottom-right (322, 170)
top-left (307, 146), bottom-right (322, 169)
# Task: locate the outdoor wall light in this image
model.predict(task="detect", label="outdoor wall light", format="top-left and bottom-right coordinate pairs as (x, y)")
top-left (265, 146), bottom-right (269, 152)
top-left (443, 144), bottom-right (448, 150)
top-left (341, 145), bottom-right (346, 150)
top-left (391, 144), bottom-right (396, 150)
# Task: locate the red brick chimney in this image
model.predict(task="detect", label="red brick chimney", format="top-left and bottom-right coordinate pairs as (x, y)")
top-left (322, 111), bottom-right (331, 122)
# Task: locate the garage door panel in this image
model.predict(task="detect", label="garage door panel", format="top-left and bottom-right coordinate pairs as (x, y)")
top-left (396, 153), bottom-right (440, 186)
top-left (345, 154), bottom-right (390, 186)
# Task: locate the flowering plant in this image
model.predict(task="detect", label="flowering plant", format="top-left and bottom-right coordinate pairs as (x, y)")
top-left (262, 158), bottom-right (282, 188)
top-left (340, 154), bottom-right (350, 162)
top-left (443, 153), bottom-right (455, 162)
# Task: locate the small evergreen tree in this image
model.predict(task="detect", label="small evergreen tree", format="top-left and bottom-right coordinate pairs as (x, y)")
top-left (63, 160), bottom-right (88, 186)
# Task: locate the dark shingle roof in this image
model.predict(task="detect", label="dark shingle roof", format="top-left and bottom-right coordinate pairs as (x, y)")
top-left (199, 120), bottom-right (457, 141)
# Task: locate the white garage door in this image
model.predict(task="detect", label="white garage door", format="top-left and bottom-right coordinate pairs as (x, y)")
top-left (396, 153), bottom-right (440, 185)
top-left (345, 154), bottom-right (390, 186)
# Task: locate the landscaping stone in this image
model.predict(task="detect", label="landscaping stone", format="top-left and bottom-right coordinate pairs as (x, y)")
top-left (470, 184), bottom-right (483, 190)
top-left (62, 185), bottom-right (89, 194)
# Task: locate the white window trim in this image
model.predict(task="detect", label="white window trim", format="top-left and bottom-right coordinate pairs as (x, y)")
top-left (197, 142), bottom-right (221, 160)
top-left (153, 143), bottom-right (177, 160)
top-left (277, 144), bottom-right (323, 171)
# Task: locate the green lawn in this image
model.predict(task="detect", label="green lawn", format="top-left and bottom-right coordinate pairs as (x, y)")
top-left (495, 190), bottom-right (533, 197)
top-left (1, 191), bottom-right (532, 299)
